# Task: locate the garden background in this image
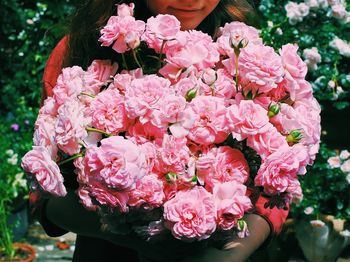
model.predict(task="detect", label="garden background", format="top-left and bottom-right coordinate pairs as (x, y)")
top-left (0, 0), bottom-right (349, 261)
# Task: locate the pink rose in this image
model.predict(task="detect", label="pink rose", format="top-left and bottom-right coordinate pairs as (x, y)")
top-left (39, 97), bottom-right (58, 116)
top-left (117, 3), bottom-right (135, 17)
top-left (53, 66), bottom-right (85, 105)
top-left (55, 99), bottom-right (89, 155)
top-left (90, 88), bottom-right (131, 135)
top-left (213, 181), bottom-right (252, 230)
top-left (280, 44), bottom-right (307, 80)
top-left (125, 75), bottom-right (171, 123)
top-left (223, 44), bottom-right (284, 94)
top-left (128, 174), bottom-right (165, 209)
top-left (21, 146), bottom-right (66, 197)
top-left (341, 159), bottom-right (350, 173)
top-left (155, 134), bottom-right (190, 174)
top-left (216, 21), bottom-right (262, 56)
top-left (99, 15), bottom-right (145, 53)
top-left (87, 60), bottom-right (118, 84)
top-left (226, 100), bottom-right (270, 141)
top-left (82, 136), bottom-right (146, 191)
top-left (196, 146), bottom-right (250, 192)
top-left (328, 156), bottom-right (341, 168)
top-left (127, 120), bottom-right (166, 145)
top-left (186, 96), bottom-right (229, 145)
top-left (247, 124), bottom-right (289, 159)
top-left (255, 145), bottom-right (309, 195)
top-left (163, 186), bottom-right (216, 241)
top-left (33, 114), bottom-right (58, 159)
top-left (146, 14), bottom-right (181, 41)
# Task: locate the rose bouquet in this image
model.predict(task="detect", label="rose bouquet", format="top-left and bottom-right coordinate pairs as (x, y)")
top-left (22, 3), bottom-right (321, 243)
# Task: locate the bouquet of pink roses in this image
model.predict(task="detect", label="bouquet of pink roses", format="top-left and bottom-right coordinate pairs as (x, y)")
top-left (22, 3), bottom-right (321, 242)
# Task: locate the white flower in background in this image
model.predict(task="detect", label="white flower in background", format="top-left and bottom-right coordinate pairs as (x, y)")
top-left (332, 86), bottom-right (344, 100)
top-left (346, 173), bottom-right (350, 184)
top-left (304, 207), bottom-right (314, 215)
top-left (5, 149), bottom-right (14, 156)
top-left (267, 21), bottom-right (274, 28)
top-left (341, 159), bottom-right (350, 173)
top-left (330, 37), bottom-right (350, 57)
top-left (303, 47), bottom-right (322, 71)
top-left (285, 2), bottom-right (310, 25)
top-left (276, 28), bottom-right (283, 35)
top-left (7, 153), bottom-right (18, 165)
top-left (327, 156), bottom-right (341, 168)
top-left (340, 229), bottom-right (350, 237)
top-left (331, 4), bottom-right (347, 19)
top-left (328, 80), bottom-right (336, 89)
top-left (318, 0), bottom-right (329, 8)
top-left (310, 220), bottom-right (326, 227)
top-left (340, 150), bottom-right (350, 159)
top-left (305, 0), bottom-right (319, 9)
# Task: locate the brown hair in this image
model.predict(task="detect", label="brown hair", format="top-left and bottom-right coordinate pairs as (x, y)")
top-left (63, 0), bottom-right (259, 69)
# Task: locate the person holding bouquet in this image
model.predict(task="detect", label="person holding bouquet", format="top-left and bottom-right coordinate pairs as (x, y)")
top-left (28, 0), bottom-right (295, 261)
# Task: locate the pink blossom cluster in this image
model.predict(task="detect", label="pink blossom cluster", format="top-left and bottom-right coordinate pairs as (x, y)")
top-left (22, 3), bottom-right (321, 242)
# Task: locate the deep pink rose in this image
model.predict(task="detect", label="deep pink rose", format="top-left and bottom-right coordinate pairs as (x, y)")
top-left (21, 146), bottom-right (66, 197)
top-left (163, 186), bottom-right (216, 241)
top-left (226, 100), bottom-right (270, 141)
top-left (196, 146), bottom-right (250, 192)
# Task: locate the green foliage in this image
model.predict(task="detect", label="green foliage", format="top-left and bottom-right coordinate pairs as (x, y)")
top-left (292, 144), bottom-right (350, 220)
top-left (258, 0), bottom-right (350, 109)
top-left (0, 0), bottom-right (78, 256)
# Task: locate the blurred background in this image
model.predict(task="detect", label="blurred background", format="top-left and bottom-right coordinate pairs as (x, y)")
top-left (0, 0), bottom-right (349, 261)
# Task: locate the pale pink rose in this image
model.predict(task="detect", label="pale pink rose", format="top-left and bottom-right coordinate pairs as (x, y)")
top-left (99, 15), bottom-right (145, 53)
top-left (125, 31), bottom-right (141, 49)
top-left (201, 68), bottom-right (217, 86)
top-left (226, 100), bottom-right (270, 141)
top-left (163, 186), bottom-right (217, 241)
top-left (127, 120), bottom-right (166, 145)
top-left (39, 97), bottom-right (58, 116)
top-left (254, 145), bottom-right (309, 195)
top-left (124, 75), bottom-right (171, 123)
top-left (33, 114), bottom-right (58, 159)
top-left (293, 79), bottom-right (313, 101)
top-left (128, 174), bottom-right (165, 209)
top-left (328, 156), bottom-right (341, 168)
top-left (55, 99), bottom-right (89, 155)
top-left (160, 31), bottom-right (219, 80)
top-left (332, 4), bottom-right (347, 19)
top-left (169, 108), bottom-right (196, 139)
top-left (87, 60), bottom-right (118, 84)
top-left (247, 124), bottom-right (289, 159)
top-left (21, 146), bottom-right (66, 197)
top-left (82, 136), bottom-right (146, 191)
top-left (53, 66), bottom-right (85, 105)
top-left (139, 142), bottom-right (158, 175)
top-left (216, 21), bottom-right (262, 56)
top-left (280, 44), bottom-right (307, 80)
top-left (186, 96), bottom-right (229, 145)
top-left (146, 14), bottom-right (181, 41)
top-left (285, 2), bottom-right (310, 25)
top-left (304, 206), bottom-right (314, 215)
top-left (155, 134), bottom-right (190, 174)
top-left (112, 69), bottom-right (144, 94)
top-left (196, 146), bottom-right (250, 192)
top-left (330, 37), bottom-right (350, 58)
top-left (151, 94), bottom-right (187, 128)
top-left (223, 44), bottom-right (284, 94)
top-left (340, 150), bottom-right (350, 159)
top-left (213, 181), bottom-right (252, 230)
top-left (90, 88), bottom-right (131, 135)
top-left (341, 160), bottom-right (350, 173)
top-left (303, 47), bottom-right (322, 71)
top-left (208, 69), bottom-right (236, 99)
top-left (171, 75), bottom-right (205, 97)
top-left (117, 3), bottom-right (135, 17)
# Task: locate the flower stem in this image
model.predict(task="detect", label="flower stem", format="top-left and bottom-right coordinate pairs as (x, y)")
top-left (122, 53), bottom-right (129, 71)
top-left (132, 49), bottom-right (143, 69)
top-left (79, 92), bottom-right (95, 98)
top-left (58, 153), bottom-right (83, 166)
top-left (86, 127), bottom-right (112, 137)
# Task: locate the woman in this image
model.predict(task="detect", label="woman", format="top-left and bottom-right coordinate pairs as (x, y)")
top-left (36, 1), bottom-right (289, 261)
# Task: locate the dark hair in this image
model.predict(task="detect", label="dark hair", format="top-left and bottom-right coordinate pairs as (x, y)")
top-left (63, 0), bottom-right (259, 69)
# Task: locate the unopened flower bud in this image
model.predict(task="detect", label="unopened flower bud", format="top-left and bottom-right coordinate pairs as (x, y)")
top-left (185, 88), bottom-right (197, 102)
top-left (165, 172), bottom-right (177, 183)
top-left (286, 129), bottom-right (303, 144)
top-left (202, 69), bottom-right (217, 86)
top-left (191, 175), bottom-right (198, 183)
top-left (268, 103), bottom-right (280, 117)
top-left (237, 219), bottom-right (249, 238)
